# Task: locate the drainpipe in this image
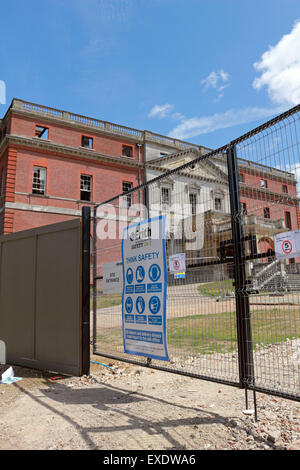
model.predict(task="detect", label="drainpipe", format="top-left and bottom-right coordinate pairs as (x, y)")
top-left (136, 143), bottom-right (142, 212)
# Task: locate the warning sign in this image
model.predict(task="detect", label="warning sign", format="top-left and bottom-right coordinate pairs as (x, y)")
top-left (275, 230), bottom-right (300, 259)
top-left (169, 253), bottom-right (186, 274)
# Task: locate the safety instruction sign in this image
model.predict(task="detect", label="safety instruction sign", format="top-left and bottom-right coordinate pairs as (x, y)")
top-left (275, 230), bottom-right (300, 259)
top-left (122, 215), bottom-right (169, 361)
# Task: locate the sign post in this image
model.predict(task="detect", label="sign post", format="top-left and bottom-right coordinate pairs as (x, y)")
top-left (122, 216), bottom-right (169, 361)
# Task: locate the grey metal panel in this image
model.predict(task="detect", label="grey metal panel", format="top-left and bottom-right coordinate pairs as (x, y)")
top-left (35, 225), bottom-right (81, 373)
top-left (0, 218), bottom-right (82, 376)
top-left (0, 236), bottom-right (36, 360)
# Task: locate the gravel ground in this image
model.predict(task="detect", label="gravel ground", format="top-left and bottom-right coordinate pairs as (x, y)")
top-left (0, 354), bottom-right (299, 451)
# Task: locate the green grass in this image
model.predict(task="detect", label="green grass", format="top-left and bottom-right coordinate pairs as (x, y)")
top-left (91, 293), bottom-right (122, 309)
top-left (197, 279), bottom-right (234, 297)
top-left (96, 308), bottom-right (300, 356)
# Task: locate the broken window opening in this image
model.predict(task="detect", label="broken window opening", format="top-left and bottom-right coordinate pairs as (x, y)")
top-left (35, 126), bottom-right (49, 139)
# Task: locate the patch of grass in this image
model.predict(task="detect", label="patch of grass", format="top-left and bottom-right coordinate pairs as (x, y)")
top-left (167, 308), bottom-right (300, 354)
top-left (95, 308), bottom-right (300, 357)
top-left (197, 279), bottom-right (234, 297)
top-left (91, 293), bottom-right (122, 309)
top-left (167, 311), bottom-right (237, 354)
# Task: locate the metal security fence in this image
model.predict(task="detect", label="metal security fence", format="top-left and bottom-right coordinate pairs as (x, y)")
top-left (92, 104), bottom-right (300, 405)
top-left (234, 106), bottom-right (300, 401)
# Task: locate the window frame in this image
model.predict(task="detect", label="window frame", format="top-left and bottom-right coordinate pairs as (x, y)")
top-left (189, 192), bottom-right (197, 217)
top-left (80, 174), bottom-right (93, 202)
top-left (214, 197), bottom-right (222, 211)
top-left (35, 125), bottom-right (49, 140)
top-left (263, 207), bottom-right (270, 219)
top-left (161, 186), bottom-right (171, 210)
top-left (285, 211), bottom-right (292, 230)
top-left (81, 135), bottom-right (94, 149)
top-left (32, 166), bottom-right (47, 196)
top-left (122, 145), bottom-right (133, 158)
top-left (260, 179), bottom-right (268, 189)
top-left (122, 181), bottom-right (133, 208)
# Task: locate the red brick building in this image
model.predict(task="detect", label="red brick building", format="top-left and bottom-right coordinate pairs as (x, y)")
top-left (0, 99), bottom-right (207, 235)
top-left (0, 98), bottom-right (299, 247)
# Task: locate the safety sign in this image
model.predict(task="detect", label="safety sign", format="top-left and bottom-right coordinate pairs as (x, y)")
top-left (103, 261), bottom-right (123, 294)
top-left (122, 215), bottom-right (169, 361)
top-left (274, 230), bottom-right (300, 259)
top-left (169, 252), bottom-right (186, 274)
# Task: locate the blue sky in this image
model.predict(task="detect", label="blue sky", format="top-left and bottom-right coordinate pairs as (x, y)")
top-left (1, 0), bottom-right (300, 149)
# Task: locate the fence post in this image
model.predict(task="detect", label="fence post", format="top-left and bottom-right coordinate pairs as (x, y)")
top-left (81, 206), bottom-right (91, 376)
top-left (92, 207), bottom-right (98, 355)
top-left (227, 144), bottom-right (254, 390)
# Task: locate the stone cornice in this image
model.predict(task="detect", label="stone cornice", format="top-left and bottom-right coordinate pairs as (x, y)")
top-left (3, 98), bottom-right (204, 152)
top-left (0, 134), bottom-right (144, 169)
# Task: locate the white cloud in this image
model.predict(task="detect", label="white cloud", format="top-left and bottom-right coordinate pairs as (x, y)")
top-left (253, 21), bottom-right (300, 106)
top-left (148, 104), bottom-right (174, 119)
top-left (168, 105), bottom-right (284, 140)
top-left (0, 80), bottom-right (5, 105)
top-left (201, 69), bottom-right (230, 90)
top-left (201, 71), bottom-right (219, 89)
top-left (148, 104), bottom-right (184, 121)
top-left (219, 69), bottom-right (230, 82)
top-left (201, 69), bottom-right (230, 102)
top-left (286, 163), bottom-right (300, 196)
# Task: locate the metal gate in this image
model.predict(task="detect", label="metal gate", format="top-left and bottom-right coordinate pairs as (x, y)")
top-left (92, 104), bottom-right (300, 403)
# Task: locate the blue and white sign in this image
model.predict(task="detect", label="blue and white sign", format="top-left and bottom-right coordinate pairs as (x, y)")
top-left (122, 215), bottom-right (169, 361)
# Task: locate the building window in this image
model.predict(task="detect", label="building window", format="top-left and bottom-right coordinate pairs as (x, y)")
top-left (260, 179), bottom-right (268, 189)
top-left (242, 202), bottom-right (247, 215)
top-left (82, 136), bottom-right (93, 149)
top-left (285, 211), bottom-right (292, 230)
top-left (32, 167), bottom-right (47, 195)
top-left (122, 145), bottom-right (133, 158)
top-left (161, 187), bottom-right (170, 209)
top-left (35, 125), bottom-right (49, 139)
top-left (80, 174), bottom-right (92, 201)
top-left (122, 181), bottom-right (133, 208)
top-left (239, 173), bottom-right (245, 183)
top-left (215, 198), bottom-right (222, 211)
top-left (282, 184), bottom-right (288, 194)
top-left (263, 207), bottom-right (270, 219)
top-left (189, 193), bottom-right (197, 216)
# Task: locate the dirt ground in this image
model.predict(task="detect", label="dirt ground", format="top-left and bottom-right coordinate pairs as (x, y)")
top-left (0, 353), bottom-right (299, 451)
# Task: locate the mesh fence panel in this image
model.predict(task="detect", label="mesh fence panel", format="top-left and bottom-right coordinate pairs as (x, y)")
top-left (93, 154), bottom-right (240, 386)
top-left (92, 104), bottom-right (300, 401)
top-left (235, 109), bottom-right (300, 399)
